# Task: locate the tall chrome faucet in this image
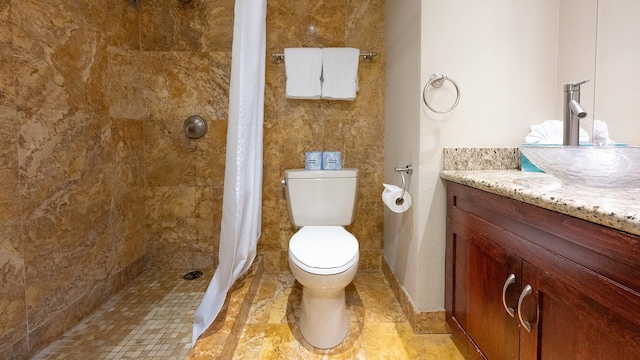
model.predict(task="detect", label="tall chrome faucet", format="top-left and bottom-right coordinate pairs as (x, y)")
top-left (563, 79), bottom-right (589, 146)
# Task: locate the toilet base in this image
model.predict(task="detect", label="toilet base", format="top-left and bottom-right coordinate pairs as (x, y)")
top-left (299, 287), bottom-right (349, 349)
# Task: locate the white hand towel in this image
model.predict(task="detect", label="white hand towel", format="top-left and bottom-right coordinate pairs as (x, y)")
top-left (321, 47), bottom-right (360, 101)
top-left (284, 48), bottom-right (322, 99)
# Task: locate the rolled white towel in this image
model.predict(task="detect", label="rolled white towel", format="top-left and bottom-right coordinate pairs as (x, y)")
top-left (524, 120), bottom-right (590, 144)
top-left (593, 120), bottom-right (615, 146)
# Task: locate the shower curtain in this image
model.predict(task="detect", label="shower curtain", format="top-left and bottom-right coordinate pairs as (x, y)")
top-left (193, 0), bottom-right (266, 343)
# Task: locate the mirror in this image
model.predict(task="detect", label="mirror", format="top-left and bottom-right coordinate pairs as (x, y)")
top-left (593, 0), bottom-right (640, 145)
top-left (559, 0), bottom-right (640, 146)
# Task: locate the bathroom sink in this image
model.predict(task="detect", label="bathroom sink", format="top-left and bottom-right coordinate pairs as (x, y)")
top-left (519, 146), bottom-right (640, 188)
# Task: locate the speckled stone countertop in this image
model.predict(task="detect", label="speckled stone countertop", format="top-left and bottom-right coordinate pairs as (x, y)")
top-left (439, 148), bottom-right (640, 237)
top-left (440, 170), bottom-right (640, 237)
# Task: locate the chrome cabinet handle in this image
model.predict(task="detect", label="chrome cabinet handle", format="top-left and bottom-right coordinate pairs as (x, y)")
top-left (502, 273), bottom-right (516, 317)
top-left (517, 284), bottom-right (533, 332)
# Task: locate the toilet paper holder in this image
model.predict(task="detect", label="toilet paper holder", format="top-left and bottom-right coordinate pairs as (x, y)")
top-left (393, 165), bottom-right (413, 205)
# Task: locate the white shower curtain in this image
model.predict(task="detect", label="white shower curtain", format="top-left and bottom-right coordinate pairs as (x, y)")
top-left (193, 0), bottom-right (266, 343)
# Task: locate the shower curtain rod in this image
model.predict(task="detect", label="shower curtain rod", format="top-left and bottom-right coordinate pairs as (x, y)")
top-left (271, 50), bottom-right (378, 63)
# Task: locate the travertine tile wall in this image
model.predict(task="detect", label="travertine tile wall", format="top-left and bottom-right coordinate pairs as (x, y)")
top-left (0, 0), bottom-right (146, 357)
top-left (141, 0), bottom-right (386, 273)
top-left (139, 0), bottom-right (232, 270)
top-left (260, 0), bottom-right (385, 272)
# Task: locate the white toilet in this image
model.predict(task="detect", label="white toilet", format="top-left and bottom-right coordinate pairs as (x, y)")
top-left (283, 168), bottom-right (360, 349)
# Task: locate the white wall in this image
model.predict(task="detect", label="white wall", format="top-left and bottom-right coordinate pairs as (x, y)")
top-left (384, 0), bottom-right (421, 300)
top-left (385, 0), bottom-right (560, 311)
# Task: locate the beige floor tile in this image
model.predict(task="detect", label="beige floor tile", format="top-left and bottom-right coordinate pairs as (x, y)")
top-left (31, 268), bottom-right (464, 360)
top-left (353, 272), bottom-right (407, 323)
top-left (234, 270), bottom-right (463, 359)
top-left (361, 322), bottom-right (412, 359)
top-left (395, 322), bottom-right (466, 360)
top-left (267, 273), bottom-right (300, 324)
top-left (246, 274), bottom-right (278, 324)
top-left (258, 323), bottom-right (317, 359)
top-left (233, 324), bottom-right (268, 359)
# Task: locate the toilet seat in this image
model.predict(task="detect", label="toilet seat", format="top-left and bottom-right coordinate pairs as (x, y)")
top-left (289, 226), bottom-right (359, 275)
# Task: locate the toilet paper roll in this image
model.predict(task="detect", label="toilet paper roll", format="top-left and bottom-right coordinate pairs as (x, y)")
top-left (322, 151), bottom-right (342, 170)
top-left (382, 183), bottom-right (412, 213)
top-left (305, 151), bottom-right (322, 170)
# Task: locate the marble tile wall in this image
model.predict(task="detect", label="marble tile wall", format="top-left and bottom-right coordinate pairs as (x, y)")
top-left (142, 0), bottom-right (386, 273)
top-left (139, 0), bottom-right (232, 269)
top-left (260, 0), bottom-right (386, 272)
top-left (0, 0), bottom-right (146, 358)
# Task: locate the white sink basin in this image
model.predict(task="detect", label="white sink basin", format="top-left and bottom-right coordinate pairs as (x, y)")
top-left (519, 146), bottom-right (640, 188)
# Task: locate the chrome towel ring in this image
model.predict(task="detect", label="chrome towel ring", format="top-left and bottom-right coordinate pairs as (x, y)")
top-left (422, 73), bottom-right (460, 114)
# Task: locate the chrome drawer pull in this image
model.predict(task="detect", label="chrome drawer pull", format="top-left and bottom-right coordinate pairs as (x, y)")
top-left (517, 284), bottom-right (533, 332)
top-left (502, 273), bottom-right (516, 317)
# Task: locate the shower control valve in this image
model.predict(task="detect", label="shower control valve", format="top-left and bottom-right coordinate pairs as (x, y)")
top-left (183, 115), bottom-right (208, 139)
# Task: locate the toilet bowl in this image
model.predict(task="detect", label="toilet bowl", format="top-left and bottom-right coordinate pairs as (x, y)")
top-left (288, 226), bottom-right (359, 349)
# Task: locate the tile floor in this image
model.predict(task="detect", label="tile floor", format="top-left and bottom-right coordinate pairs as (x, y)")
top-left (227, 272), bottom-right (464, 359)
top-left (32, 269), bottom-right (213, 359)
top-left (32, 268), bottom-right (464, 359)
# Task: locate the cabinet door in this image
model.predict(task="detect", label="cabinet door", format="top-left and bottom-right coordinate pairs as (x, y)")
top-left (519, 261), bottom-right (640, 360)
top-left (447, 219), bottom-right (521, 360)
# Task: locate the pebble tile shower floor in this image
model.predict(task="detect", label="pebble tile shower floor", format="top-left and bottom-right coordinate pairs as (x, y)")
top-left (32, 268), bottom-right (464, 359)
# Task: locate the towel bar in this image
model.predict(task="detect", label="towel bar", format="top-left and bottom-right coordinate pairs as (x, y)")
top-left (271, 50), bottom-right (378, 64)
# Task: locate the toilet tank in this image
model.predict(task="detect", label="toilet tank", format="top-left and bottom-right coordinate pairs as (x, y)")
top-left (284, 168), bottom-right (359, 226)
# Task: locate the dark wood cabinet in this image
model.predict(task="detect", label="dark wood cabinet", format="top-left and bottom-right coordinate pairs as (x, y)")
top-left (445, 181), bottom-right (640, 360)
top-left (447, 219), bottom-right (521, 360)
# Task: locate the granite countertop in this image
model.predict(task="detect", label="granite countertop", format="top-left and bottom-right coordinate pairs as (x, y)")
top-left (440, 169), bottom-right (640, 237)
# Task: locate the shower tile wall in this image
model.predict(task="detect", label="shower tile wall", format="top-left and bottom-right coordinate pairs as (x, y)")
top-left (140, 0), bottom-right (386, 273)
top-left (135, 0), bottom-right (238, 270)
top-left (0, 1), bottom-right (146, 358)
top-left (139, 0), bottom-right (232, 270)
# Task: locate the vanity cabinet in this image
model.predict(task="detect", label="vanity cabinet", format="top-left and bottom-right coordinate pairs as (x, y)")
top-left (445, 182), bottom-right (640, 360)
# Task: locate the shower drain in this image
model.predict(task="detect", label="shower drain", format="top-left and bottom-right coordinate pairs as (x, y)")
top-left (183, 270), bottom-right (203, 280)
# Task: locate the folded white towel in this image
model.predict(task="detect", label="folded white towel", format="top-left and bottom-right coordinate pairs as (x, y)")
top-left (284, 48), bottom-right (322, 99)
top-left (525, 120), bottom-right (590, 144)
top-left (321, 47), bottom-right (360, 101)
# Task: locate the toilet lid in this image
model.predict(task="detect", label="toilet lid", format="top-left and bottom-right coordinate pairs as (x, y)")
top-left (289, 226), bottom-right (359, 272)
